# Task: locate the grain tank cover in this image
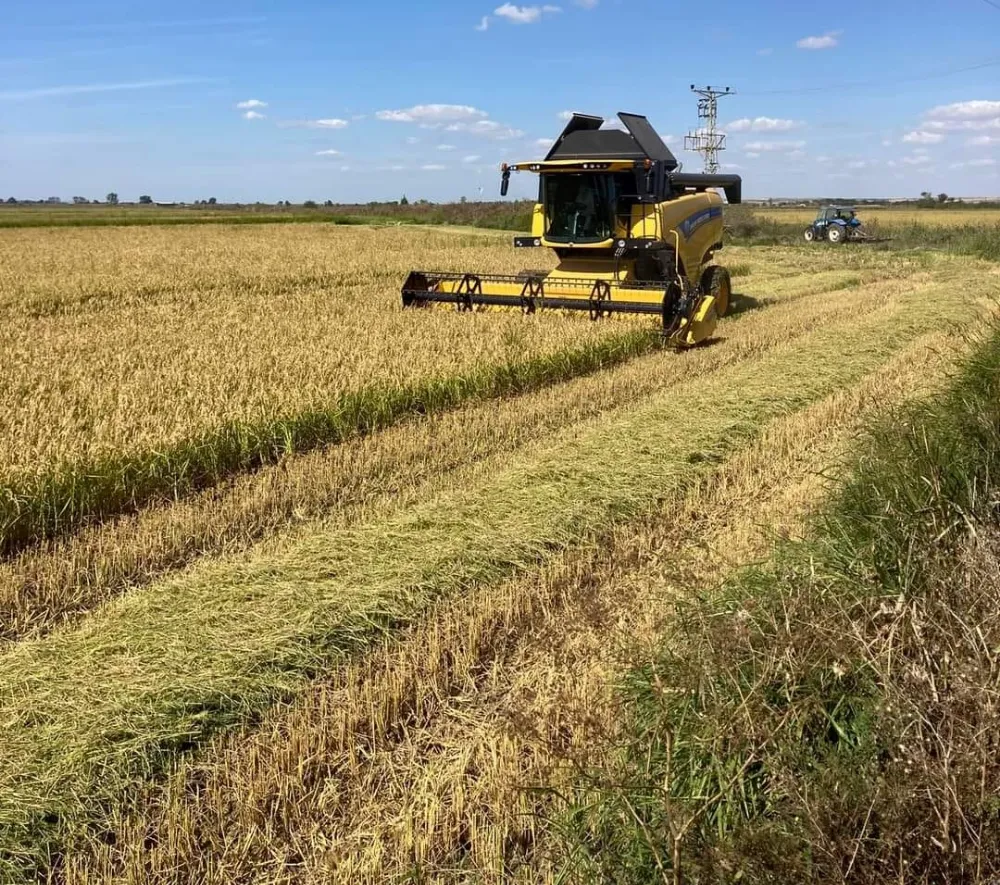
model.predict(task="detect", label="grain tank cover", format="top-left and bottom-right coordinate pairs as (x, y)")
top-left (545, 112), bottom-right (679, 171)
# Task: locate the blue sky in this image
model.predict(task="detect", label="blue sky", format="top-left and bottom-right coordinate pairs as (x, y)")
top-left (2, 0), bottom-right (999, 202)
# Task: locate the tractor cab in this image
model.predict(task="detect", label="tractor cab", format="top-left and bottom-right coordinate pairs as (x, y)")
top-left (804, 205), bottom-right (862, 244)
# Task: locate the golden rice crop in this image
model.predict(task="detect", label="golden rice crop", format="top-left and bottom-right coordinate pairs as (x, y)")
top-left (0, 255), bottom-right (993, 881)
top-left (0, 224), bottom-right (658, 553)
top-left (1, 216), bottom-right (997, 883)
top-left (0, 243), bottom-right (937, 642)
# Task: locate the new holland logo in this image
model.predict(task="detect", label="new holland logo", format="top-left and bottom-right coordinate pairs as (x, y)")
top-left (679, 206), bottom-right (723, 238)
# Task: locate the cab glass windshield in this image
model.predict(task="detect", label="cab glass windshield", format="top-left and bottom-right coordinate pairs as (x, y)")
top-left (542, 173), bottom-right (617, 243)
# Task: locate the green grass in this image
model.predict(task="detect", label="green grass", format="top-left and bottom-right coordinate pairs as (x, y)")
top-left (0, 203), bottom-right (536, 231)
top-left (0, 277), bottom-right (977, 881)
top-left (0, 328), bottom-right (659, 557)
top-left (561, 321), bottom-right (1000, 884)
top-left (0, 212), bottom-right (422, 229)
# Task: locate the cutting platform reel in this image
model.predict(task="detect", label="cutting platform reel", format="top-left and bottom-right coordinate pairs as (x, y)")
top-left (401, 264), bottom-right (732, 348)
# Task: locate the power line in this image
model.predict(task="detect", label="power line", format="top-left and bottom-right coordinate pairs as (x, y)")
top-left (741, 57), bottom-right (1000, 96)
top-left (982, 0), bottom-right (1000, 12)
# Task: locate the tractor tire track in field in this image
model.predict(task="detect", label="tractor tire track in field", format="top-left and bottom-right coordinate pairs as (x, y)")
top-left (62, 331), bottom-right (966, 884)
top-left (0, 264), bottom-right (989, 881)
top-left (0, 266), bottom-right (924, 644)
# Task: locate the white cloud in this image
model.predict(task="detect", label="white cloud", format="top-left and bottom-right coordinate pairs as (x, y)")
top-left (378, 164), bottom-right (406, 171)
top-left (405, 136), bottom-right (419, 145)
top-left (445, 119), bottom-right (524, 139)
top-left (475, 15), bottom-right (490, 30)
top-left (925, 117), bottom-right (1000, 132)
top-left (534, 137), bottom-right (554, 149)
top-left (462, 155), bottom-right (481, 163)
top-left (492, 3), bottom-right (561, 24)
top-left (278, 118), bottom-right (349, 129)
top-left (340, 165), bottom-right (351, 172)
top-left (901, 154), bottom-right (932, 166)
top-left (557, 110), bottom-right (575, 122)
top-left (315, 149), bottom-right (341, 156)
top-left (376, 104), bottom-right (488, 124)
top-left (950, 158), bottom-right (997, 169)
top-left (743, 139), bottom-right (806, 152)
top-left (0, 77), bottom-right (210, 102)
top-left (927, 100), bottom-right (1000, 120)
top-left (575, 0), bottom-right (598, 7)
top-left (243, 110), bottom-right (265, 120)
top-left (796, 30), bottom-right (841, 50)
top-left (968, 135), bottom-right (1000, 146)
top-left (421, 163), bottom-right (447, 171)
top-left (236, 99), bottom-right (267, 110)
top-left (756, 48), bottom-right (773, 56)
top-left (745, 151), bottom-right (760, 159)
top-left (498, 2), bottom-right (542, 21)
top-left (902, 130), bottom-right (944, 144)
top-left (438, 144), bottom-right (456, 151)
top-left (881, 139), bottom-right (892, 147)
top-left (787, 149), bottom-right (806, 160)
top-left (728, 116), bottom-right (801, 132)
top-left (847, 160), bottom-right (870, 169)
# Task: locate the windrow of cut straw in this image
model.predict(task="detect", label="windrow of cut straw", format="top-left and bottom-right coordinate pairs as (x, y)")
top-left (64, 330), bottom-right (966, 885)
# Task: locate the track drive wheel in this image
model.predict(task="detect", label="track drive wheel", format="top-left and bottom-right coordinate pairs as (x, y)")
top-left (804, 227), bottom-right (816, 242)
top-left (699, 265), bottom-right (733, 318)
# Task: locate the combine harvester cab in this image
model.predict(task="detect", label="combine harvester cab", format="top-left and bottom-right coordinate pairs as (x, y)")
top-left (401, 111), bottom-right (742, 347)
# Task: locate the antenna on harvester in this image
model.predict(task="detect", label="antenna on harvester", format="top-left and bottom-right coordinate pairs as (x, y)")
top-left (684, 85), bottom-right (734, 174)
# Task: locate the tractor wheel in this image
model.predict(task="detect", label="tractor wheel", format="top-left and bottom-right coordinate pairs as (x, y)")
top-left (700, 264), bottom-right (732, 318)
top-left (827, 225), bottom-right (845, 244)
top-left (804, 227), bottom-right (816, 242)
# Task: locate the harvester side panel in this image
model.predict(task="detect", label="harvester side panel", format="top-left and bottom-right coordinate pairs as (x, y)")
top-left (658, 192), bottom-right (725, 284)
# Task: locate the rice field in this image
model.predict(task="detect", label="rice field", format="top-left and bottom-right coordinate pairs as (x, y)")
top-left (0, 219), bottom-right (997, 883)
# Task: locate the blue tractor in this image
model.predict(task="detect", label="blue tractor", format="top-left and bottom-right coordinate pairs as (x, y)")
top-left (804, 205), bottom-right (865, 244)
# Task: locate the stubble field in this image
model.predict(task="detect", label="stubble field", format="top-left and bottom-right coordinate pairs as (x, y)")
top-left (0, 219), bottom-right (998, 882)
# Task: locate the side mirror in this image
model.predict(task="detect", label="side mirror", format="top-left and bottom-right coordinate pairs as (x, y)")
top-left (500, 167), bottom-right (510, 197)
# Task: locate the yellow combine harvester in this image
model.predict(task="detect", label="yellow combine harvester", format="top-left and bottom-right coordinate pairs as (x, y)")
top-left (402, 112), bottom-right (743, 346)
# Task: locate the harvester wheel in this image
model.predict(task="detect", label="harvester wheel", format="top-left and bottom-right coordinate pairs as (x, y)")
top-left (699, 265), bottom-right (732, 318)
top-left (804, 227), bottom-right (816, 242)
top-left (827, 225), bottom-right (845, 244)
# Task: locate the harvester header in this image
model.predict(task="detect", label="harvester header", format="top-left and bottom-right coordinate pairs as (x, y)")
top-left (402, 110), bottom-right (743, 347)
